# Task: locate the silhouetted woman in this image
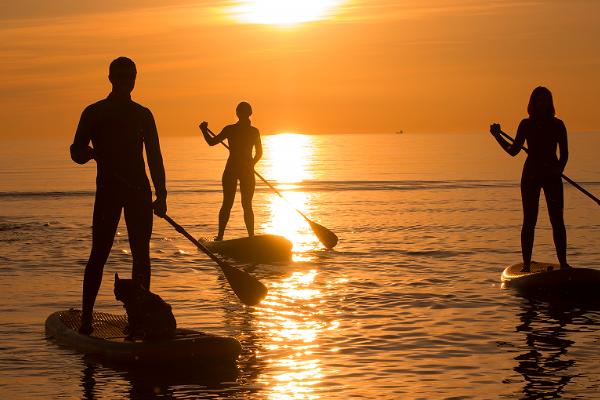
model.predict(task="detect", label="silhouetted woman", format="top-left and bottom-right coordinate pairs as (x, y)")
top-left (199, 102), bottom-right (262, 240)
top-left (490, 86), bottom-right (570, 272)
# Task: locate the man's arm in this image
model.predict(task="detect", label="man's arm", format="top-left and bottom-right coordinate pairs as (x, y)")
top-left (144, 109), bottom-right (167, 215)
top-left (70, 107), bottom-right (95, 164)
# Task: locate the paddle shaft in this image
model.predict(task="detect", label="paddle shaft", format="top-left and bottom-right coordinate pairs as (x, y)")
top-left (496, 130), bottom-right (599, 206)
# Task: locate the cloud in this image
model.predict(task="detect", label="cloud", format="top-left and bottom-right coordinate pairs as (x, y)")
top-left (334, 0), bottom-right (541, 22)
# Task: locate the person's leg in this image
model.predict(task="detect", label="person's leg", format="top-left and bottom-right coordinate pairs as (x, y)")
top-left (81, 189), bottom-right (122, 333)
top-left (520, 174), bottom-right (541, 272)
top-left (124, 189), bottom-right (153, 290)
top-left (240, 170), bottom-right (256, 237)
top-left (218, 167), bottom-right (237, 240)
top-left (543, 175), bottom-right (569, 268)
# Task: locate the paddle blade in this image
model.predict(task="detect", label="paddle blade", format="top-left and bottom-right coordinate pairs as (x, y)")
top-left (308, 220), bottom-right (338, 249)
top-left (218, 261), bottom-right (268, 306)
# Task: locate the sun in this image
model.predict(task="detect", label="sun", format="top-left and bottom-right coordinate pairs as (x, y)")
top-left (229, 0), bottom-right (344, 26)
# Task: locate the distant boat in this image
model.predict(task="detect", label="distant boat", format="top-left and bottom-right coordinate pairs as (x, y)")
top-left (395, 130), bottom-right (404, 134)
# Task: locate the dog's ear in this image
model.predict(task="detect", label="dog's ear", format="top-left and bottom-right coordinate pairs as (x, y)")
top-left (115, 272), bottom-right (119, 282)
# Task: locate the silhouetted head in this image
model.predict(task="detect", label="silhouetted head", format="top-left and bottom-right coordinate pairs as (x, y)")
top-left (236, 101), bottom-right (252, 120)
top-left (109, 57), bottom-right (137, 94)
top-left (527, 86), bottom-right (555, 120)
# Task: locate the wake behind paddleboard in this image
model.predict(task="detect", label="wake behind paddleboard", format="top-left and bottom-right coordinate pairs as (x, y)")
top-left (45, 310), bottom-right (241, 365)
top-left (501, 261), bottom-right (600, 295)
top-left (202, 234), bottom-right (292, 263)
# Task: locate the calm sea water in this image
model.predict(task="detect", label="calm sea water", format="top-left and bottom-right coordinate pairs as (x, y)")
top-left (1, 133), bottom-right (599, 399)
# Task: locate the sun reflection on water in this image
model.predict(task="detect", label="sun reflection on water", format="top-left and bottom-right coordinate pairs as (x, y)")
top-left (260, 133), bottom-right (320, 260)
top-left (262, 133), bottom-right (313, 184)
top-left (257, 270), bottom-right (332, 399)
top-left (254, 135), bottom-right (333, 396)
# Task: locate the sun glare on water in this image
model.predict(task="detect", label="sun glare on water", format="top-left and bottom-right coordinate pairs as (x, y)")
top-left (229, 0), bottom-right (344, 25)
top-left (263, 133), bottom-right (312, 184)
top-left (260, 133), bottom-right (320, 259)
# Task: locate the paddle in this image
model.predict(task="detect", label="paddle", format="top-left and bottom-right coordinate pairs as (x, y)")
top-left (205, 127), bottom-right (339, 249)
top-left (494, 129), bottom-right (600, 206)
top-left (160, 214), bottom-right (268, 306)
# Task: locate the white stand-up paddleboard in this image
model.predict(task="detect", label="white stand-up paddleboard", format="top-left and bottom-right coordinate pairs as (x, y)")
top-left (45, 310), bottom-right (241, 365)
top-left (201, 234), bottom-right (292, 263)
top-left (501, 261), bottom-right (600, 295)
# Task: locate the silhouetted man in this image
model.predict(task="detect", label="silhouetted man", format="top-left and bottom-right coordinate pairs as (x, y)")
top-left (70, 57), bottom-right (167, 334)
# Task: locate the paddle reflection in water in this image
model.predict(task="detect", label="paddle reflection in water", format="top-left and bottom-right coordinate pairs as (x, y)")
top-left (260, 133), bottom-right (320, 260)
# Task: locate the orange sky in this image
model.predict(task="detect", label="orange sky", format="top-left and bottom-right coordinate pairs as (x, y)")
top-left (1, 0), bottom-right (599, 137)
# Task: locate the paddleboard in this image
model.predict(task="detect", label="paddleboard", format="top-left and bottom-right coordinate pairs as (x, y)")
top-left (501, 261), bottom-right (600, 294)
top-left (45, 310), bottom-right (241, 365)
top-left (202, 234), bottom-right (292, 263)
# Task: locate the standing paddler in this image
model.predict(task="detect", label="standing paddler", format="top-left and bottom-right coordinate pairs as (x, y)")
top-left (70, 57), bottom-right (167, 334)
top-left (490, 86), bottom-right (570, 272)
top-left (199, 102), bottom-right (262, 241)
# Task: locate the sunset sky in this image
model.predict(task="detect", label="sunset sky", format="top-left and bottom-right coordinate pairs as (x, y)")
top-left (1, 0), bottom-right (599, 137)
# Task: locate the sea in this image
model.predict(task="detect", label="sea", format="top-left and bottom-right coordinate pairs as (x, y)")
top-left (1, 132), bottom-right (599, 399)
